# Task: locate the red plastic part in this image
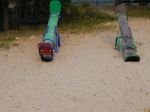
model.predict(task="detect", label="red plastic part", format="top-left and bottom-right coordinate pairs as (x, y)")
top-left (38, 43), bottom-right (53, 57)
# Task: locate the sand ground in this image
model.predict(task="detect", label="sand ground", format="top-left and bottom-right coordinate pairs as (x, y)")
top-left (0, 18), bottom-right (150, 112)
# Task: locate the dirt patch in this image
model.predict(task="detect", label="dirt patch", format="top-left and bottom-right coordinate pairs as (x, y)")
top-left (0, 18), bottom-right (150, 112)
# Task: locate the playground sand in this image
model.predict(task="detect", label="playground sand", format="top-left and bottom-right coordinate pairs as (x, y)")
top-left (0, 18), bottom-right (150, 112)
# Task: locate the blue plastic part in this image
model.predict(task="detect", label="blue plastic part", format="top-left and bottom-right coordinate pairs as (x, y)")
top-left (57, 32), bottom-right (61, 47)
top-left (54, 33), bottom-right (59, 53)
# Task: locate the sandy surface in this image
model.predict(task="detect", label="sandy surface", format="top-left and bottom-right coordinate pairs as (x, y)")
top-left (0, 19), bottom-right (150, 112)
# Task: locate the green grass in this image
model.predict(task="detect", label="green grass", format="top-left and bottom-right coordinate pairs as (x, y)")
top-left (127, 6), bottom-right (150, 18)
top-left (99, 5), bottom-right (150, 18)
top-left (0, 25), bottom-right (44, 49)
top-left (59, 5), bottom-right (114, 32)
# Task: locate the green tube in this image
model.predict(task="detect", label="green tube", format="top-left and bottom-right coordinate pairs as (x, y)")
top-left (43, 0), bottom-right (61, 45)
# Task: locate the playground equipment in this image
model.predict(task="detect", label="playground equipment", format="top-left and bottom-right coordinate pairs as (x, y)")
top-left (115, 5), bottom-right (140, 62)
top-left (38, 0), bottom-right (141, 62)
top-left (38, 0), bottom-right (61, 62)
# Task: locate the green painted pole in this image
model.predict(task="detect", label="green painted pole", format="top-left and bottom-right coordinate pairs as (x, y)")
top-left (44, 0), bottom-right (61, 44)
top-left (38, 0), bottom-right (61, 62)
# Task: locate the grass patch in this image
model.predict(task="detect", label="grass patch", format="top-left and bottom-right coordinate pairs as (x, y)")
top-left (98, 5), bottom-right (150, 18)
top-left (127, 6), bottom-right (150, 18)
top-left (59, 5), bottom-right (114, 32)
top-left (0, 25), bottom-right (44, 49)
